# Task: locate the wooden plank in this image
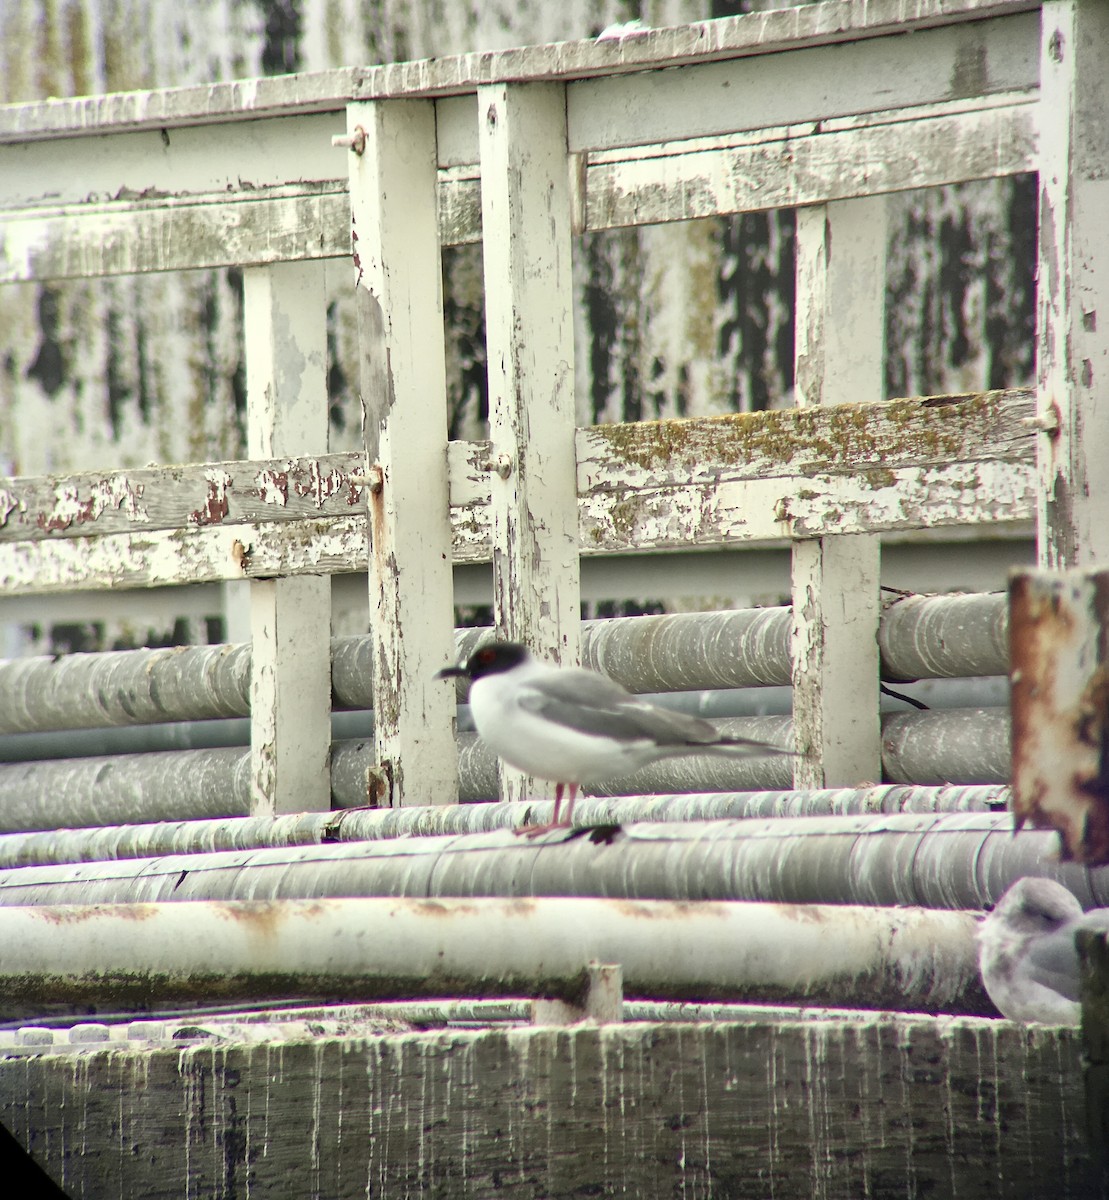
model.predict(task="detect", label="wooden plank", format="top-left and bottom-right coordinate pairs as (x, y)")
top-left (0, 97), bottom-right (1035, 280)
top-left (346, 100), bottom-right (459, 808)
top-left (0, 516), bottom-right (368, 595)
top-left (586, 99), bottom-right (1036, 230)
top-left (569, 11), bottom-right (1038, 153)
top-left (0, 391), bottom-right (1037, 592)
top-left (0, 2), bottom-right (1040, 142)
top-left (0, 1016), bottom-right (1094, 1198)
top-left (0, 114), bottom-right (344, 212)
top-left (0, 453), bottom-right (367, 543)
top-left (575, 389), bottom-right (1036, 490)
top-left (479, 81), bottom-right (581, 804)
top-left (578, 460), bottom-right (1035, 553)
top-left (0, 187), bottom-right (351, 282)
top-left (243, 263), bottom-right (331, 818)
top-left (1035, 0), bottom-right (1109, 567)
top-left (791, 198), bottom-right (886, 789)
top-left (793, 534), bottom-right (883, 786)
top-left (0, 452), bottom-right (1035, 594)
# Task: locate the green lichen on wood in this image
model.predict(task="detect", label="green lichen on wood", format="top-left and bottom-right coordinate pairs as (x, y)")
top-left (593, 389), bottom-right (1014, 476)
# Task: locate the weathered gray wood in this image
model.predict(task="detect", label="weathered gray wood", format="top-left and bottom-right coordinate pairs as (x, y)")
top-left (0, 1015), bottom-right (1093, 1199)
top-left (0, 452), bottom-right (367, 542)
top-left (0, 99), bottom-right (1035, 280)
top-left (479, 82), bottom-right (581, 802)
top-left (569, 12), bottom-right (1038, 152)
top-left (0, 390), bottom-right (1037, 592)
top-left (0, 1), bottom-right (1040, 141)
top-left (0, 187), bottom-right (350, 281)
top-left (791, 198), bottom-right (885, 789)
top-left (243, 262), bottom-right (332, 818)
top-left (1036, 0), bottom-right (1109, 567)
top-left (0, 515), bottom-right (367, 594)
top-left (347, 100), bottom-right (458, 807)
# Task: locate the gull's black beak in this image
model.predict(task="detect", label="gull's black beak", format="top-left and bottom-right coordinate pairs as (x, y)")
top-left (435, 663), bottom-right (468, 680)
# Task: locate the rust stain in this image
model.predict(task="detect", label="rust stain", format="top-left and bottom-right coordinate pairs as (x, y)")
top-left (1011, 570), bottom-right (1109, 864)
top-left (231, 539), bottom-right (252, 572)
top-left (214, 899), bottom-right (330, 934)
top-left (34, 903), bottom-right (160, 924)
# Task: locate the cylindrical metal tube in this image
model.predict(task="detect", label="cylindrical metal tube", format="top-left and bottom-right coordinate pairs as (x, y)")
top-left (0, 643), bottom-right (251, 734)
top-left (0, 748), bottom-right (252, 831)
top-left (880, 592), bottom-right (1007, 680)
top-left (882, 708), bottom-right (1009, 784)
top-left (0, 785), bottom-right (1011, 868)
top-left (0, 896), bottom-right (985, 1014)
top-left (0, 812), bottom-right (1100, 912)
top-left (0, 595), bottom-right (1010, 738)
top-left (0, 709), bottom-right (1009, 833)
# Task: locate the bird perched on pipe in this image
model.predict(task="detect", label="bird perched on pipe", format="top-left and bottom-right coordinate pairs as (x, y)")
top-left (436, 640), bottom-right (796, 836)
top-left (977, 875), bottom-right (1109, 1025)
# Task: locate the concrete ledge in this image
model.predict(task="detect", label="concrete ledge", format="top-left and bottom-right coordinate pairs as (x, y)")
top-left (0, 1014), bottom-right (1095, 1198)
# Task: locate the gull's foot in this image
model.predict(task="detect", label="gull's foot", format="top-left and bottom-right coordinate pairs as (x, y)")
top-left (513, 821), bottom-right (573, 840)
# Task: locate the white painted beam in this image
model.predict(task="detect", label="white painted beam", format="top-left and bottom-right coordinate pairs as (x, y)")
top-left (345, 99), bottom-right (458, 807)
top-left (792, 199), bottom-right (886, 788)
top-left (478, 82), bottom-right (581, 804)
top-left (243, 263), bottom-right (331, 817)
top-left (1036, 0), bottom-right (1109, 566)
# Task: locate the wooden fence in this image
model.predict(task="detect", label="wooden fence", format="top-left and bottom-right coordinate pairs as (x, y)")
top-left (0, 0), bottom-right (1107, 1194)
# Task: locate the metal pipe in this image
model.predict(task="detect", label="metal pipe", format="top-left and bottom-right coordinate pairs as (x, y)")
top-left (0, 595), bottom-right (1010, 738)
top-left (0, 812), bottom-right (1103, 912)
top-left (0, 677), bottom-right (1009, 765)
top-left (0, 896), bottom-right (985, 1015)
top-left (0, 642), bottom-right (251, 733)
top-left (0, 786), bottom-right (1011, 868)
top-left (0, 709), bottom-right (1008, 832)
top-left (882, 708), bottom-right (1009, 784)
top-left (0, 747), bottom-right (252, 831)
top-left (880, 591), bottom-right (1007, 680)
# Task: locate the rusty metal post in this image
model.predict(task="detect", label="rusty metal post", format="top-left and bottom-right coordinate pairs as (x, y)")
top-left (1010, 568), bottom-right (1109, 862)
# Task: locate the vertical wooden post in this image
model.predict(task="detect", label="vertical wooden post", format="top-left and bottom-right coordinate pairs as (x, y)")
top-left (344, 100), bottom-right (458, 807)
top-left (1037, 0), bottom-right (1109, 568)
top-left (791, 199), bottom-right (884, 788)
top-left (478, 82), bottom-right (581, 803)
top-left (243, 261), bottom-right (331, 815)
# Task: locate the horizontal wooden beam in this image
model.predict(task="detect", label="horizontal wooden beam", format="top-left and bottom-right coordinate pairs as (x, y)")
top-left (0, 98), bottom-right (1035, 279)
top-left (0, 2), bottom-right (1039, 142)
top-left (585, 98), bottom-right (1035, 230)
top-left (0, 391), bottom-right (1035, 592)
top-left (0, 452), bottom-right (367, 542)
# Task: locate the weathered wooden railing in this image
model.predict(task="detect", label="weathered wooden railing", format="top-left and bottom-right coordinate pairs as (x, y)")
top-left (2, 1), bottom-right (1108, 1194)
top-left (0, 0), bottom-right (1077, 822)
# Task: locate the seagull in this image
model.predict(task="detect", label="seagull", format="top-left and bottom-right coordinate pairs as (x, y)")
top-left (437, 640), bottom-right (796, 836)
top-left (977, 876), bottom-right (1109, 1025)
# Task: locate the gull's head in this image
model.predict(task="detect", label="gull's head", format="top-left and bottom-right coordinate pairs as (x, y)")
top-left (983, 876), bottom-right (1084, 942)
top-left (435, 641), bottom-right (532, 682)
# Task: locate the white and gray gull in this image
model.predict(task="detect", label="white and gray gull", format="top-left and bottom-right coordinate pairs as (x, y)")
top-left (436, 640), bottom-right (796, 836)
top-left (978, 876), bottom-right (1109, 1025)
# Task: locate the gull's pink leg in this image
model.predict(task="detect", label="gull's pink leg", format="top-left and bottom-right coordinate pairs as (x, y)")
top-left (550, 782), bottom-right (564, 827)
top-left (515, 782), bottom-right (573, 839)
top-left (559, 784), bottom-right (578, 827)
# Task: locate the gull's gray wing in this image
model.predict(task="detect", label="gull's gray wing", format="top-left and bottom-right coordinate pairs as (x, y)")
top-left (515, 669), bottom-right (721, 746)
top-left (1021, 910), bottom-right (1109, 1002)
top-left (1020, 926), bottom-right (1083, 1001)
